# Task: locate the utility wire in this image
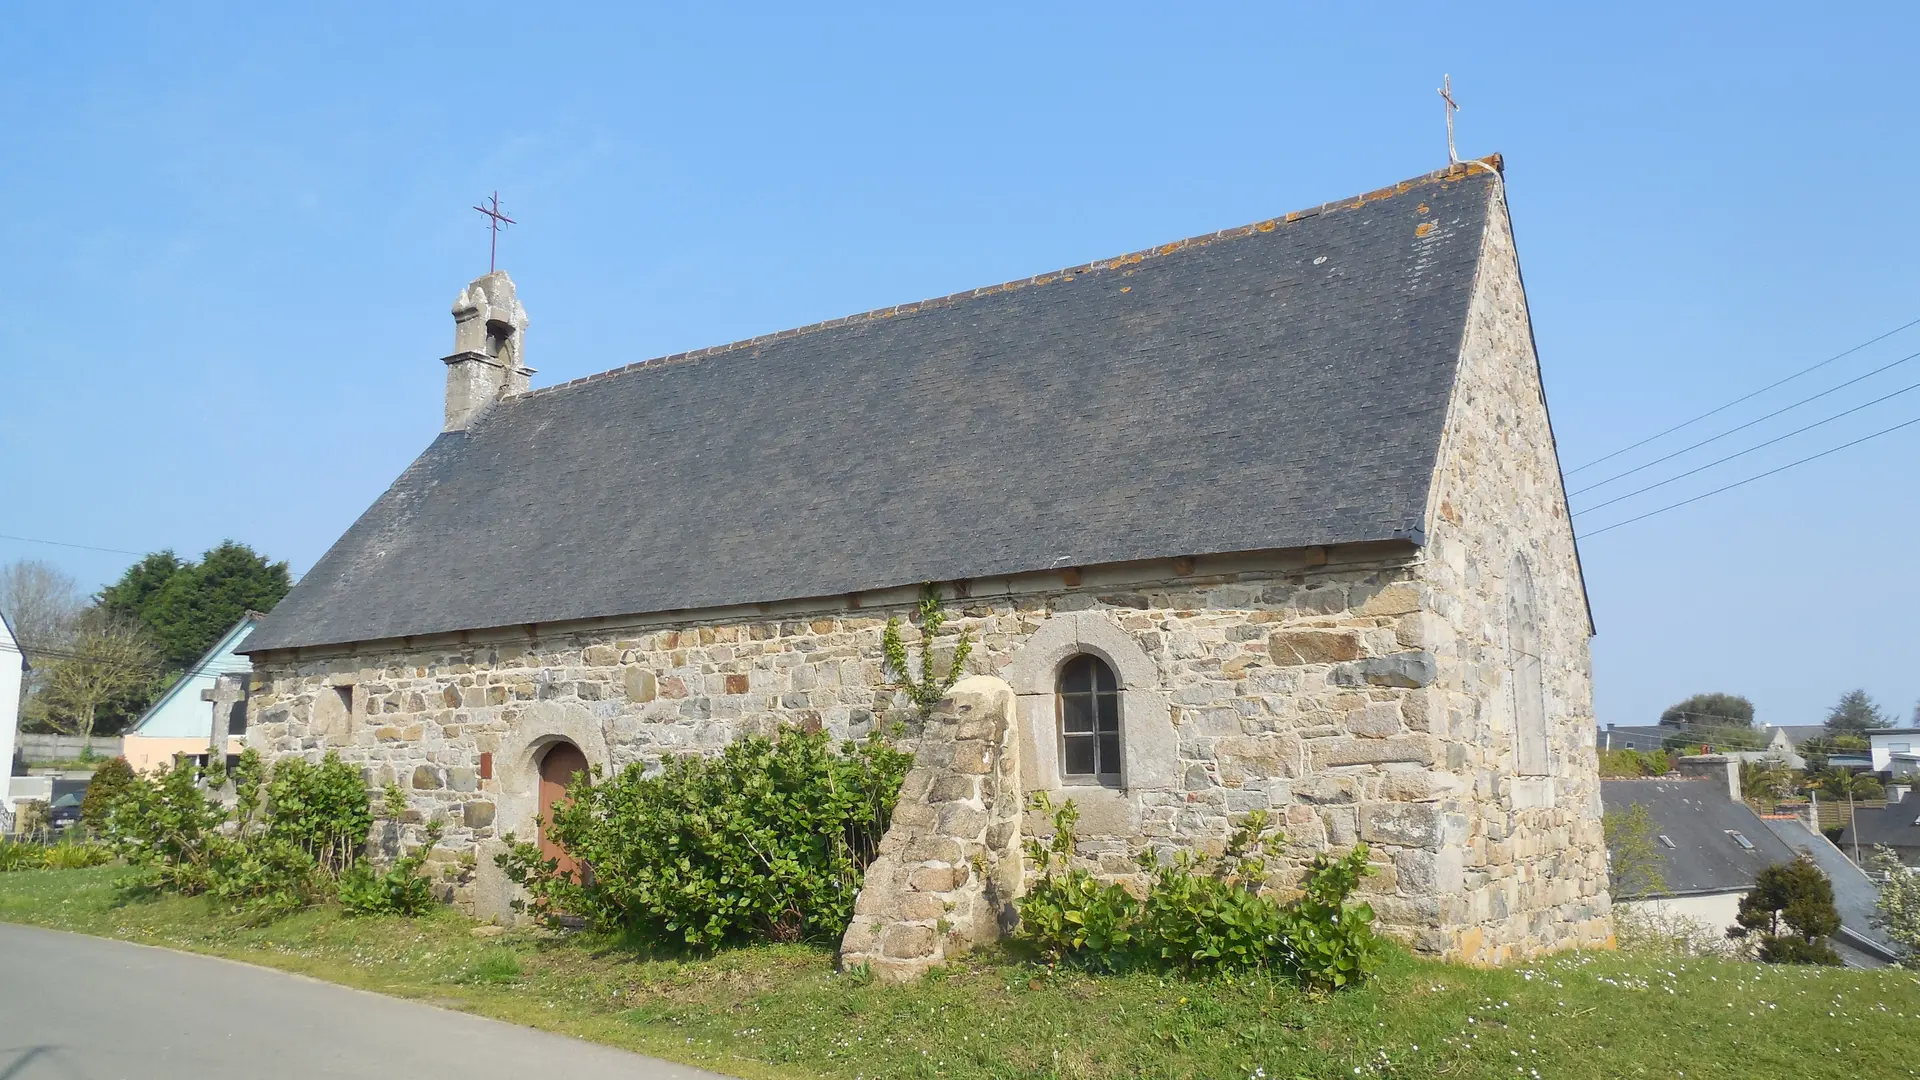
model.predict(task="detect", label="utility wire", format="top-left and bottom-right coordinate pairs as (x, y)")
top-left (1573, 379), bottom-right (1920, 516)
top-left (0, 533), bottom-right (147, 557)
top-left (1577, 413), bottom-right (1920, 540)
top-left (1568, 349), bottom-right (1920, 497)
top-left (1565, 314), bottom-right (1920, 476)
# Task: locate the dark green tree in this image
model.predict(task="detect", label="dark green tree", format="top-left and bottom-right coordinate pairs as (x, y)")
top-left (1659, 692), bottom-right (1755, 728)
top-left (1825, 689), bottom-right (1891, 737)
top-left (1732, 855), bottom-right (1842, 965)
top-left (99, 542), bottom-right (290, 673)
top-left (79, 756), bottom-right (137, 831)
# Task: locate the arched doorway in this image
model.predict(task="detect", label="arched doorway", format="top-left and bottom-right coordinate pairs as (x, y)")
top-left (537, 741), bottom-right (589, 878)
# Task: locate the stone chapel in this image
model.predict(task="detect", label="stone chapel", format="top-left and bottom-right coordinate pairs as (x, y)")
top-left (242, 157), bottom-right (1613, 973)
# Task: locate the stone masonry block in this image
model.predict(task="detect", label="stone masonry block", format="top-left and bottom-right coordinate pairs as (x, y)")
top-left (1359, 801), bottom-right (1440, 847)
top-left (1268, 629), bottom-right (1363, 666)
top-left (1311, 734), bottom-right (1435, 769)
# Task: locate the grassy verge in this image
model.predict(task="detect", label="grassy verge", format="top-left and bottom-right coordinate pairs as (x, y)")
top-left (3, 866), bottom-right (1917, 1079)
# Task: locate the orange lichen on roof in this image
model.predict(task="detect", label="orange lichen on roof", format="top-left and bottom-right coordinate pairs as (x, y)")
top-left (510, 157), bottom-right (1501, 403)
top-left (1415, 221), bottom-right (1436, 238)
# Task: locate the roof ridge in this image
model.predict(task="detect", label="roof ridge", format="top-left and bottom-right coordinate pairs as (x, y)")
top-left (506, 156), bottom-right (1502, 403)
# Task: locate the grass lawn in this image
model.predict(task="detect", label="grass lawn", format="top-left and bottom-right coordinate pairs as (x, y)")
top-left (3, 866), bottom-right (1917, 1079)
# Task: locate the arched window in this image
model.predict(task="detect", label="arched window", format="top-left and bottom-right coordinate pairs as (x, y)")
top-left (1507, 554), bottom-right (1549, 776)
top-left (1058, 654), bottom-right (1122, 784)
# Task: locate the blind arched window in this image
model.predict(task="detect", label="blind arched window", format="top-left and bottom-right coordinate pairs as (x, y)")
top-left (1508, 553), bottom-right (1549, 776)
top-left (1058, 654), bottom-right (1121, 784)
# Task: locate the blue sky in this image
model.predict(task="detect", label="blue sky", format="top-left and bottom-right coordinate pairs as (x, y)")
top-left (3, 3), bottom-right (1915, 729)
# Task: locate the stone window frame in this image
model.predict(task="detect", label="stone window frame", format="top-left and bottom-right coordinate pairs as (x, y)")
top-left (1003, 611), bottom-right (1176, 803)
top-left (1507, 552), bottom-right (1550, 777)
top-left (1056, 653), bottom-right (1123, 787)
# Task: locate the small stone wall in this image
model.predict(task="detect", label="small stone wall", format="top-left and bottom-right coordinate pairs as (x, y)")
top-left (839, 676), bottom-right (1023, 981)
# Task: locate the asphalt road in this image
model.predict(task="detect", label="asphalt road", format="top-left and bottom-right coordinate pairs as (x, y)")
top-left (0, 922), bottom-right (728, 1079)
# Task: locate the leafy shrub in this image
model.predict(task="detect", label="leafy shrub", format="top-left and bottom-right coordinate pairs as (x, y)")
top-left (1868, 847), bottom-right (1920, 967)
top-left (1014, 796), bottom-right (1385, 990)
top-left (41, 837), bottom-right (113, 869)
top-left (1603, 803), bottom-right (1667, 899)
top-left (103, 749), bottom-right (382, 919)
top-left (0, 841), bottom-right (47, 871)
top-left (1014, 797), bottom-right (1139, 968)
top-left (498, 727), bottom-right (912, 948)
top-left (1732, 855), bottom-right (1842, 965)
top-left (263, 754), bottom-right (374, 875)
top-left (80, 756), bottom-right (137, 830)
top-left (1597, 748), bottom-right (1671, 778)
top-left (340, 785), bottom-right (444, 917)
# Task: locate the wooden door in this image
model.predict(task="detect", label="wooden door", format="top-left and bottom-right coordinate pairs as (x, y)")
top-left (537, 742), bottom-right (589, 878)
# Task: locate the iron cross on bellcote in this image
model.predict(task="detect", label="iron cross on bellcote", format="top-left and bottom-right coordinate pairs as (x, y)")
top-left (473, 192), bottom-right (516, 273)
top-left (1437, 75), bottom-right (1460, 165)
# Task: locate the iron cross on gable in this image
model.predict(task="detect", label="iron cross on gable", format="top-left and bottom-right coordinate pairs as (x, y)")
top-left (473, 192), bottom-right (516, 273)
top-left (1437, 75), bottom-right (1460, 165)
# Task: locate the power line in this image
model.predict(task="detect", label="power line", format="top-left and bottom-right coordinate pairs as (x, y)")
top-left (1565, 314), bottom-right (1920, 476)
top-left (1577, 413), bottom-right (1920, 540)
top-left (0, 533), bottom-right (147, 557)
top-left (1572, 380), bottom-right (1920, 517)
top-left (1568, 350), bottom-right (1920, 497)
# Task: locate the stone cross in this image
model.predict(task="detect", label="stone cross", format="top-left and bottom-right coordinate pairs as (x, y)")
top-left (207, 673), bottom-right (248, 769)
top-left (1437, 75), bottom-right (1460, 164)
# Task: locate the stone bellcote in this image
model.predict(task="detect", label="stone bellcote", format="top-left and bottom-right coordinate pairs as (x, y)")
top-left (443, 270), bottom-right (534, 432)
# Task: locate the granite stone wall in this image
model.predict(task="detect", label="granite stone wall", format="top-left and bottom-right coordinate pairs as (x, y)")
top-left (244, 551), bottom-right (1483, 943)
top-left (1412, 174), bottom-right (1613, 963)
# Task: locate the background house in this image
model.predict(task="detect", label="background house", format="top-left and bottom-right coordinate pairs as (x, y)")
top-left (1867, 729), bottom-right (1920, 778)
top-left (0, 610), bottom-right (23, 829)
top-left (1605, 763), bottom-right (1899, 966)
top-left (1838, 785), bottom-right (1920, 866)
top-left (121, 614), bottom-right (258, 773)
top-left (1603, 774), bottom-right (1800, 938)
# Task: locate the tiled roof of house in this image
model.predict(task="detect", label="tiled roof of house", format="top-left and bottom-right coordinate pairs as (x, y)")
top-left (1601, 778), bottom-right (1800, 897)
top-left (1839, 790), bottom-right (1920, 851)
top-left (250, 163), bottom-right (1503, 652)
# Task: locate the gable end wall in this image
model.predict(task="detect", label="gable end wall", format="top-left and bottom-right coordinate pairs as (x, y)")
top-left (1415, 177), bottom-right (1613, 963)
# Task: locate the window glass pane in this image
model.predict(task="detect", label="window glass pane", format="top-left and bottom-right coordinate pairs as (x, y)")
top-left (1061, 694), bottom-right (1094, 733)
top-left (1059, 657), bottom-right (1093, 695)
top-left (1063, 734), bottom-right (1095, 775)
top-left (1094, 691), bottom-right (1120, 732)
top-left (1092, 659), bottom-right (1117, 693)
top-left (1097, 733), bottom-right (1121, 775)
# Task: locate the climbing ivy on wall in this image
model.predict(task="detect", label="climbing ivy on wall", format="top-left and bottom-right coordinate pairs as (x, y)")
top-left (881, 583), bottom-right (973, 719)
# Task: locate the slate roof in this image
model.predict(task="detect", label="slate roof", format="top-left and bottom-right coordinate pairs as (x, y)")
top-left (249, 164), bottom-right (1503, 653)
top-left (1601, 778), bottom-right (1800, 897)
top-left (1839, 790), bottom-right (1920, 851)
top-left (1759, 815), bottom-right (1900, 959)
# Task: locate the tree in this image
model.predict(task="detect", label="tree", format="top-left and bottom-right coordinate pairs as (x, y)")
top-left (1659, 692), bottom-right (1754, 729)
top-left (0, 560), bottom-right (83, 711)
top-left (1825, 689), bottom-right (1891, 737)
top-left (35, 614), bottom-right (160, 755)
top-left (1797, 732), bottom-right (1868, 774)
top-left (1732, 855), bottom-right (1842, 965)
top-left (99, 542), bottom-right (290, 674)
top-left (1816, 766), bottom-right (1870, 864)
top-left (0, 559), bottom-right (82, 655)
top-left (1602, 803), bottom-right (1667, 899)
top-left (79, 756), bottom-right (137, 831)
top-left (1739, 757), bottom-right (1791, 804)
top-left (1868, 847), bottom-right (1920, 967)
